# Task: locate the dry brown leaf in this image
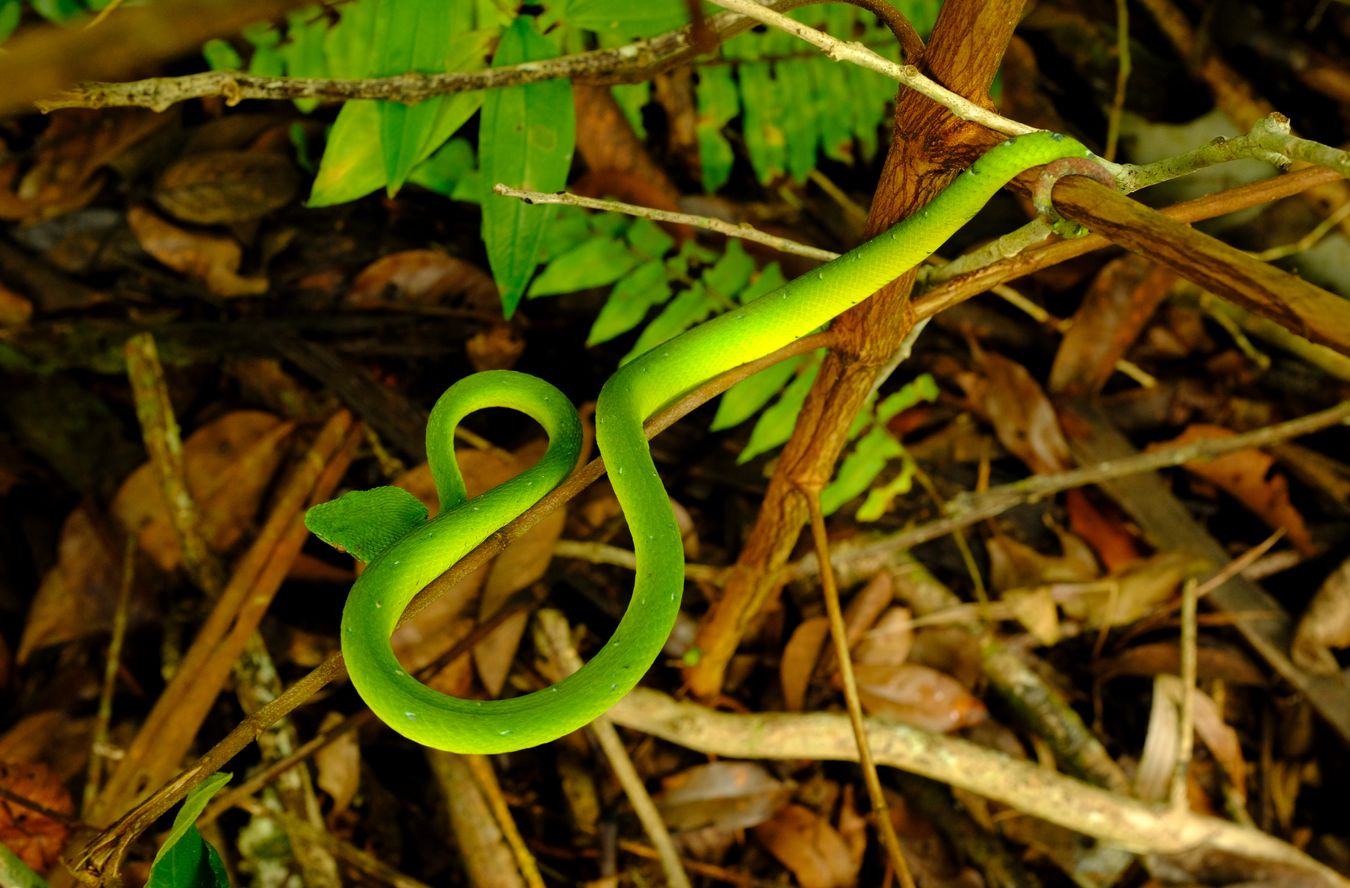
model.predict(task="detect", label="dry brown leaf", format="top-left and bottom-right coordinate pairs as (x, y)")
top-left (153, 150), bottom-right (299, 224)
top-left (1097, 641), bottom-right (1266, 686)
top-left (314, 712), bottom-right (360, 820)
top-left (0, 281), bottom-right (32, 328)
top-left (988, 529), bottom-right (1100, 591)
top-left (346, 250), bottom-right (499, 312)
top-left (853, 606), bottom-right (914, 666)
top-left (111, 411), bottom-right (293, 572)
top-left (1292, 556), bottom-right (1350, 674)
top-left (127, 205), bottom-right (269, 297)
top-left (1060, 550), bottom-right (1205, 630)
top-left (466, 323), bottom-right (526, 372)
top-left (0, 633), bottom-right (9, 690)
top-left (849, 662), bottom-right (987, 732)
top-left (965, 349), bottom-right (1072, 474)
top-left (0, 761), bottom-right (72, 873)
top-left (0, 110), bottom-right (167, 221)
top-left (1003, 587), bottom-right (1061, 646)
top-left (752, 803), bottom-right (859, 888)
top-left (0, 712), bottom-right (94, 781)
top-left (781, 616), bottom-right (830, 712)
top-left (18, 504), bottom-right (121, 662)
top-left (1066, 488), bottom-right (1145, 572)
top-left (1149, 424), bottom-right (1316, 555)
top-left (654, 762), bottom-right (792, 832)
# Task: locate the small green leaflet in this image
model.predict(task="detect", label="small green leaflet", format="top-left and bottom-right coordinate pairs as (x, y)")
top-left (480, 16), bottom-right (576, 318)
top-left (0, 842), bottom-right (48, 888)
top-left (146, 772), bottom-right (232, 888)
top-left (371, 0), bottom-right (457, 192)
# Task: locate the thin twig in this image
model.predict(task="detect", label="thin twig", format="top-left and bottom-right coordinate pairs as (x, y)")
top-left (536, 611), bottom-right (692, 888)
top-left (1170, 579), bottom-right (1198, 813)
top-left (803, 494), bottom-right (915, 888)
top-left (1104, 0), bottom-right (1131, 161)
top-left (83, 536), bottom-right (136, 815)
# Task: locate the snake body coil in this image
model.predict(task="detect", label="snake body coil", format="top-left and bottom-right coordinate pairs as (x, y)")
top-left (307, 131), bottom-right (1096, 753)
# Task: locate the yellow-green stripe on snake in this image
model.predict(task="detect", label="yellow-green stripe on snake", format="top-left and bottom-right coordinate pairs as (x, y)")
top-left (306, 131), bottom-right (1098, 753)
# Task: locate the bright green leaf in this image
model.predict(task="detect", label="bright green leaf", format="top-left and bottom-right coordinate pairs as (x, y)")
top-left (702, 239), bottom-right (755, 301)
top-left (625, 217), bottom-right (673, 259)
top-left (201, 38), bottom-right (244, 71)
top-left (147, 772), bottom-right (232, 888)
top-left (855, 449), bottom-right (917, 521)
top-left (529, 238), bottom-right (639, 299)
top-left (280, 7), bottom-right (329, 112)
top-left (559, 0), bottom-right (689, 39)
top-left (0, 843), bottom-right (47, 888)
top-left (587, 260), bottom-right (671, 346)
top-left (622, 282), bottom-right (713, 364)
top-left (694, 66), bottom-right (738, 193)
top-left (407, 137), bottom-right (476, 197)
top-left (372, 0), bottom-right (457, 193)
top-left (712, 352), bottom-right (810, 431)
top-left (738, 61), bottom-right (787, 184)
top-left (739, 357), bottom-right (821, 463)
top-left (821, 425), bottom-right (903, 515)
top-left (480, 16), bottom-right (576, 317)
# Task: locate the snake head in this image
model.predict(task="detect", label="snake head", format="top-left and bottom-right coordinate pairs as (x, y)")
top-left (305, 486), bottom-right (428, 564)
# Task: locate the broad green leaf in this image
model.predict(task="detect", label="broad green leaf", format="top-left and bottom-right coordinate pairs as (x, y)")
top-left (280, 8), bottom-right (329, 112)
top-left (609, 82), bottom-right (650, 140)
top-left (528, 238), bottom-right (638, 299)
top-left (820, 425), bottom-right (903, 515)
top-left (372, 0), bottom-right (457, 193)
top-left (855, 449), bottom-right (917, 521)
top-left (407, 137), bottom-right (476, 197)
top-left (146, 827), bottom-right (228, 888)
top-left (776, 59), bottom-right (818, 182)
top-left (201, 38), bottom-right (243, 71)
top-left (712, 352), bottom-right (807, 431)
top-left (32, 0), bottom-right (84, 23)
top-left (0, 843), bottom-right (47, 888)
top-left (739, 357), bottom-right (821, 463)
top-left (324, 0), bottom-right (378, 77)
top-left (738, 61), bottom-right (786, 184)
top-left (480, 16), bottom-right (576, 317)
top-left (244, 20), bottom-right (285, 79)
top-left (537, 207), bottom-right (592, 262)
top-left (556, 0), bottom-right (689, 38)
top-left (587, 260), bottom-right (671, 346)
top-left (147, 772), bottom-right (232, 888)
top-left (735, 261), bottom-right (786, 305)
top-left (622, 282), bottom-right (713, 364)
top-left (310, 32), bottom-right (491, 206)
top-left (876, 374), bottom-right (938, 422)
top-left (0, 0), bottom-right (21, 43)
top-left (625, 217), bottom-right (673, 259)
top-left (701, 239), bottom-right (755, 303)
top-left (694, 66), bottom-right (738, 193)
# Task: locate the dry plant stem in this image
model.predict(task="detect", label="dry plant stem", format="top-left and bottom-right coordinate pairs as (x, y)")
top-left (535, 611), bottom-right (692, 888)
top-left (493, 184), bottom-right (839, 262)
top-left (1134, 0), bottom-right (1350, 237)
top-left (1104, 0), bottom-right (1131, 161)
top-left (427, 754), bottom-right (530, 888)
top-left (608, 689), bottom-right (1349, 888)
top-left (124, 332), bottom-right (225, 596)
top-left (802, 397), bottom-right (1350, 581)
top-left (0, 0), bottom-right (310, 116)
top-left (463, 755), bottom-right (547, 888)
top-left (705, 0), bottom-right (1026, 136)
top-left (1170, 580), bottom-right (1198, 813)
top-left (915, 163), bottom-right (1341, 317)
top-left (83, 536), bottom-right (136, 815)
top-left (1061, 399), bottom-right (1350, 746)
top-left (232, 796), bottom-right (435, 888)
top-left (68, 333), bottom-right (833, 883)
top-left (686, 0), bottom-right (1023, 700)
top-left (1049, 175), bottom-right (1350, 357)
top-left (200, 589), bottom-right (543, 827)
top-left (38, 0), bottom-right (814, 112)
top-left (553, 539), bottom-right (724, 584)
top-left (70, 413), bottom-right (360, 885)
top-left (803, 495), bottom-right (916, 888)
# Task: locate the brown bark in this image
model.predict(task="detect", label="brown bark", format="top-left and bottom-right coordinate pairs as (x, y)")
top-left (684, 0), bottom-right (1029, 699)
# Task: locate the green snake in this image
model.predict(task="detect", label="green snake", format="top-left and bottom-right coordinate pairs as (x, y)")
top-left (306, 131), bottom-right (1097, 753)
